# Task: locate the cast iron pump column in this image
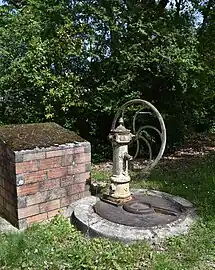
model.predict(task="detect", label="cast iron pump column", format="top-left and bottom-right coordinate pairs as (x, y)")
top-left (107, 117), bottom-right (134, 202)
top-left (104, 99), bottom-right (167, 204)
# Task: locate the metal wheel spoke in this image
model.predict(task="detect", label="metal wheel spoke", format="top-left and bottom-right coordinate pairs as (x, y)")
top-left (134, 135), bottom-right (152, 162)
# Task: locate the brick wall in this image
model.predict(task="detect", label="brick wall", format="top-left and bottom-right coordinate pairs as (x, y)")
top-left (0, 142), bottom-right (17, 227)
top-left (0, 124), bottom-right (91, 229)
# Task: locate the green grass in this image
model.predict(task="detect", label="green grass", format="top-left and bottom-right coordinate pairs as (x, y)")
top-left (0, 153), bottom-right (215, 269)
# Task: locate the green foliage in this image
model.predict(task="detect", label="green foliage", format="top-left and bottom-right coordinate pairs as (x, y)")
top-left (0, 0), bottom-right (86, 124)
top-left (0, 0), bottom-right (214, 161)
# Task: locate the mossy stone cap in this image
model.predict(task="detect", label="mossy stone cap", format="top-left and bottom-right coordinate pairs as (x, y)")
top-left (0, 122), bottom-right (85, 151)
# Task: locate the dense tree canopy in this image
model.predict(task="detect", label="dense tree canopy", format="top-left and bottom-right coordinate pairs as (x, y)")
top-left (0, 0), bottom-right (214, 160)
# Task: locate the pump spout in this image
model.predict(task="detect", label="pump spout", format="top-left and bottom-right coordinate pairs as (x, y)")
top-left (124, 153), bottom-right (133, 161)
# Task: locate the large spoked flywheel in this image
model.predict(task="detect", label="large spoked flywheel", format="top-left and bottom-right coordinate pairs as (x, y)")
top-left (111, 99), bottom-right (166, 171)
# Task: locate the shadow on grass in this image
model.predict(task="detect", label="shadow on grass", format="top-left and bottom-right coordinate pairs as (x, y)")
top-left (131, 152), bottom-right (215, 221)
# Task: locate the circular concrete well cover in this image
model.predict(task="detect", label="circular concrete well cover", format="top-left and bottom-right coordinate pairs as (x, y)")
top-left (70, 189), bottom-right (197, 243)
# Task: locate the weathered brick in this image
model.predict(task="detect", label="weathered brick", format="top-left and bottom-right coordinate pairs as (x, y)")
top-left (39, 179), bottom-right (60, 192)
top-left (40, 199), bottom-right (60, 213)
top-left (3, 180), bottom-right (16, 194)
top-left (6, 161), bottom-right (15, 173)
top-left (60, 193), bottom-right (83, 207)
top-left (9, 215), bottom-right (19, 228)
top-left (27, 213), bottom-right (48, 224)
top-left (27, 191), bottom-right (49, 206)
top-left (2, 208), bottom-right (10, 220)
top-left (85, 163), bottom-right (91, 172)
top-left (64, 148), bottom-right (74, 155)
top-left (23, 152), bottom-right (45, 162)
top-left (66, 183), bottom-right (86, 196)
top-left (74, 172), bottom-right (90, 184)
top-left (23, 170), bottom-right (47, 184)
top-left (3, 191), bottom-right (17, 205)
top-left (17, 183), bottom-right (38, 196)
top-left (84, 143), bottom-right (91, 153)
top-left (18, 205), bottom-right (39, 219)
top-left (46, 150), bottom-right (64, 158)
top-left (74, 153), bottom-right (91, 164)
top-left (73, 146), bottom-right (84, 154)
top-left (18, 219), bottom-right (28, 230)
top-left (6, 148), bottom-right (15, 162)
top-left (48, 188), bottom-right (66, 201)
top-left (0, 176), bottom-right (4, 186)
top-left (61, 154), bottom-right (74, 166)
top-left (15, 153), bottom-right (23, 163)
top-left (8, 171), bottom-right (16, 184)
top-left (27, 188), bottom-right (66, 206)
top-left (0, 186), bottom-right (5, 197)
top-left (16, 160), bottom-right (38, 174)
top-left (48, 167), bottom-right (67, 179)
top-left (3, 200), bottom-right (17, 217)
top-left (17, 196), bottom-right (27, 208)
top-left (60, 175), bottom-right (75, 187)
top-left (39, 157), bottom-right (61, 170)
top-left (68, 163), bottom-right (86, 175)
top-left (16, 174), bottom-right (25, 186)
top-left (61, 172), bottom-right (90, 187)
top-left (0, 195), bottom-right (3, 207)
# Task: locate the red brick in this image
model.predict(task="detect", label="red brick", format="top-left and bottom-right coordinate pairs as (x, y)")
top-left (68, 164), bottom-right (86, 175)
top-left (60, 193), bottom-right (83, 207)
top-left (74, 153), bottom-right (91, 164)
top-left (24, 170), bottom-right (47, 184)
top-left (48, 167), bottom-right (67, 179)
top-left (18, 205), bottom-right (39, 219)
top-left (39, 157), bottom-right (61, 170)
top-left (17, 183), bottom-right (38, 196)
top-left (16, 160), bottom-right (38, 174)
top-left (23, 152), bottom-right (45, 161)
top-left (39, 179), bottom-right (60, 191)
top-left (39, 199), bottom-right (60, 213)
top-left (46, 150), bottom-right (64, 158)
top-left (66, 183), bottom-right (86, 196)
top-left (27, 213), bottom-right (48, 224)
